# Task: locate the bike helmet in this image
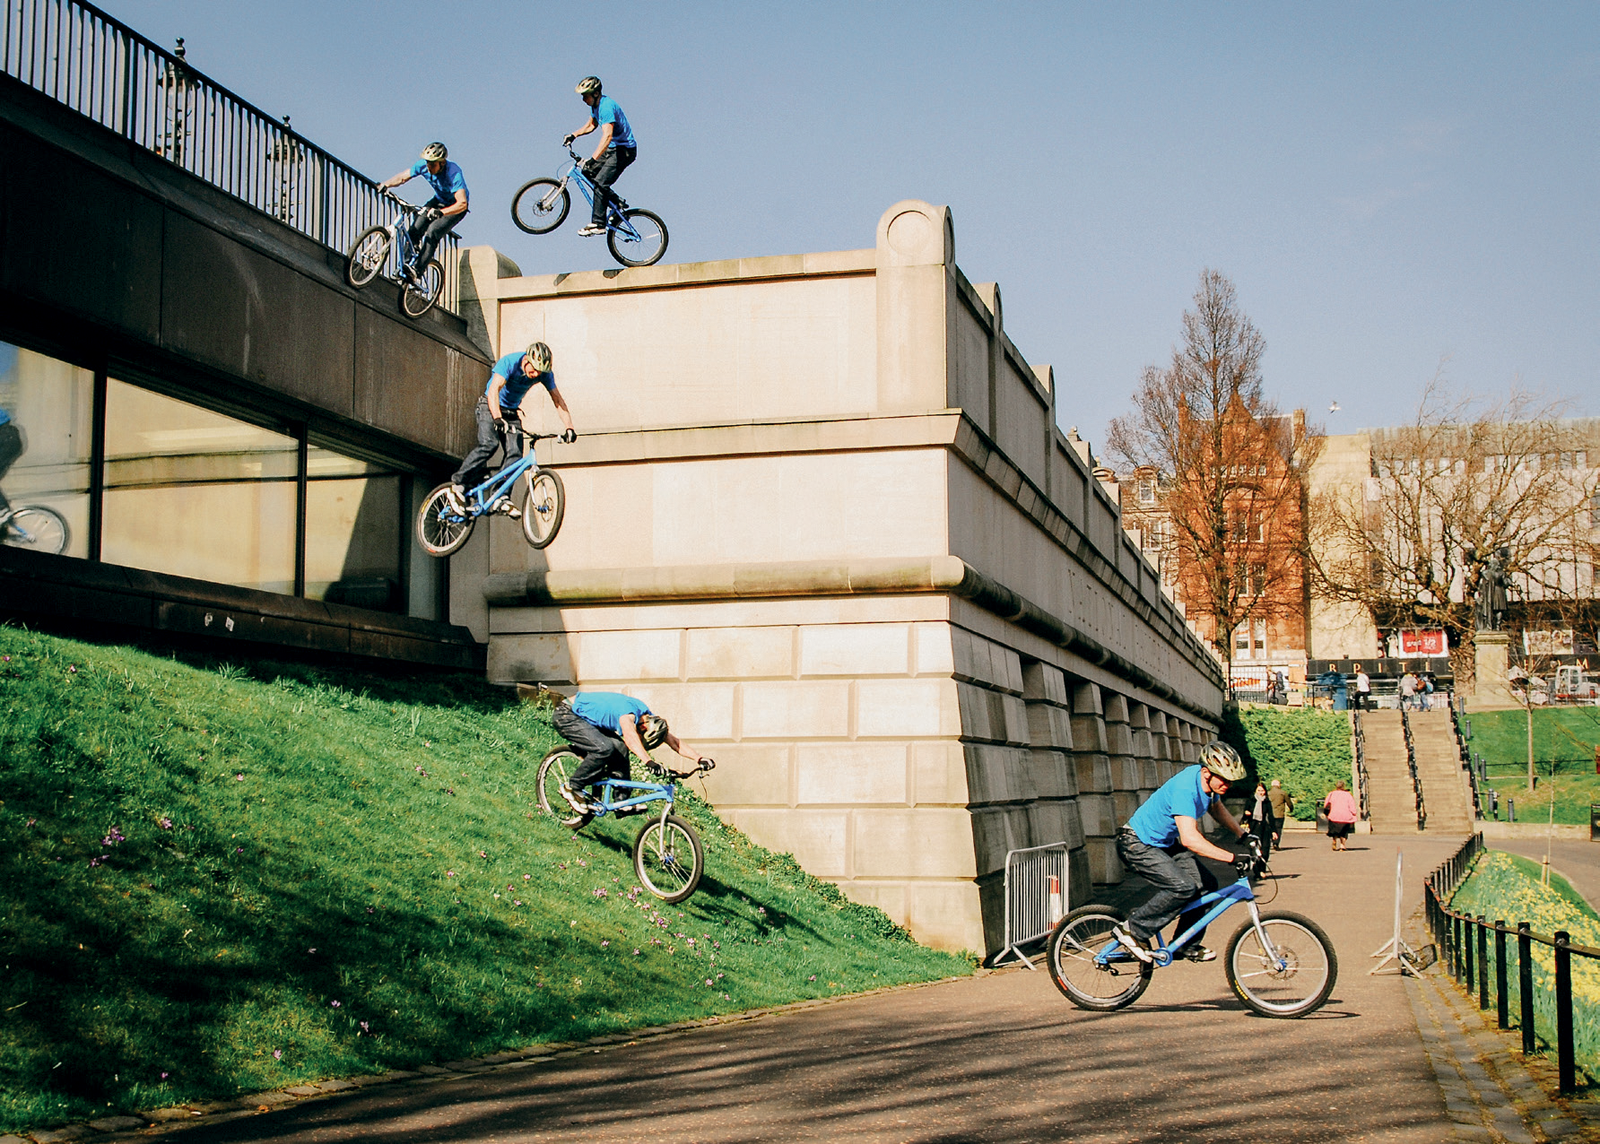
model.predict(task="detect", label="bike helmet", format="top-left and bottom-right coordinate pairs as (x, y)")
top-left (524, 341), bottom-right (553, 373)
top-left (638, 713), bottom-right (669, 750)
top-left (420, 141), bottom-right (448, 162)
top-left (1200, 741), bottom-right (1247, 783)
top-left (575, 76), bottom-right (602, 96)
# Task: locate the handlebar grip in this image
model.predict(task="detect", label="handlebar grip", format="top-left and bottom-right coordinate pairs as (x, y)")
top-left (698, 757), bottom-right (716, 772)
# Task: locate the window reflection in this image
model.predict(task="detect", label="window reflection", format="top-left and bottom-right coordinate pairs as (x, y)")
top-left (102, 381), bottom-right (297, 593)
top-left (305, 444), bottom-right (402, 611)
top-left (0, 341), bottom-right (92, 556)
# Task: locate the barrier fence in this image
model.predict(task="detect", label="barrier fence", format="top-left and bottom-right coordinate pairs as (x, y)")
top-left (1425, 832), bottom-right (1600, 1092)
top-left (0, 0), bottom-right (458, 311)
top-left (993, 843), bottom-right (1070, 969)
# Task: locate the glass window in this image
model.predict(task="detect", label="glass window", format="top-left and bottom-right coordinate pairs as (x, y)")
top-left (101, 380), bottom-right (297, 593)
top-left (304, 442), bottom-right (402, 612)
top-left (0, 341), bottom-right (93, 556)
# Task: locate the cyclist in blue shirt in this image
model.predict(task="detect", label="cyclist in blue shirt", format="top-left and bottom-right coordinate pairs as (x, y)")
top-left (1112, 742), bottom-right (1254, 964)
top-left (563, 76), bottom-right (636, 237)
top-left (377, 142), bottom-right (468, 282)
top-left (552, 692), bottom-right (711, 813)
top-left (0, 404), bottom-right (21, 528)
top-left (447, 342), bottom-right (576, 513)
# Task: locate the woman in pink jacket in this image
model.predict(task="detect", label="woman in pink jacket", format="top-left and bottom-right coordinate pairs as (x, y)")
top-left (1322, 780), bottom-right (1359, 852)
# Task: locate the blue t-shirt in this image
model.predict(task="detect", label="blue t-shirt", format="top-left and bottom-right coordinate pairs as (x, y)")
top-left (1126, 765), bottom-right (1218, 849)
top-left (408, 159), bottom-right (469, 207)
top-left (570, 692), bottom-right (650, 736)
top-left (594, 96), bottom-right (635, 149)
top-left (486, 351), bottom-right (555, 414)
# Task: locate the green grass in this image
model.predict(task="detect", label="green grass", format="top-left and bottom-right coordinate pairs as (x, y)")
top-left (1450, 850), bottom-right (1600, 1086)
top-left (1467, 707), bottom-right (1600, 824)
top-left (0, 627), bottom-right (972, 1134)
top-left (1224, 707), bottom-right (1352, 821)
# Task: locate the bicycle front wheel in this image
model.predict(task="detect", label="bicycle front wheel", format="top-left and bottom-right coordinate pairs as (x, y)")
top-left (634, 813), bottom-right (703, 903)
top-left (346, 226), bottom-right (391, 288)
top-left (1046, 905), bottom-right (1153, 1011)
top-left (416, 483), bottom-right (474, 557)
top-left (401, 259), bottom-right (443, 318)
top-left (511, 178), bottom-right (570, 234)
top-left (1225, 911), bottom-right (1338, 1018)
top-left (521, 468), bottom-right (565, 549)
top-left (607, 208), bottom-right (668, 268)
top-left (1, 506), bottom-right (69, 554)
top-left (536, 747), bottom-right (592, 829)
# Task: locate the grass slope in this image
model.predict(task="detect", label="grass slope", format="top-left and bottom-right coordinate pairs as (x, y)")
top-left (1224, 707), bottom-right (1352, 821)
top-left (1468, 707), bottom-right (1600, 824)
top-left (1451, 850), bottom-right (1600, 1086)
top-left (0, 627), bottom-right (971, 1134)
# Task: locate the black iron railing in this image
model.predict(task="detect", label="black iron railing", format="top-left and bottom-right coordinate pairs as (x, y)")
top-left (0, 0), bottom-right (458, 311)
top-left (1401, 708), bottom-right (1427, 829)
top-left (1425, 833), bottom-right (1600, 1092)
top-left (1353, 712), bottom-right (1370, 821)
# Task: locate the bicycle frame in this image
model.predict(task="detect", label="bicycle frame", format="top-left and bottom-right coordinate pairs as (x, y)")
top-left (581, 775), bottom-right (678, 828)
top-left (555, 147), bottom-right (645, 241)
top-left (440, 432), bottom-right (556, 522)
top-left (1095, 876), bottom-right (1278, 969)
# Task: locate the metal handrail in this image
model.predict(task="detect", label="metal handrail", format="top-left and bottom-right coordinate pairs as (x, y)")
top-left (1425, 833), bottom-right (1599, 1092)
top-left (1450, 700), bottom-right (1484, 819)
top-left (0, 0), bottom-right (458, 312)
top-left (1352, 712), bottom-right (1370, 820)
top-left (1401, 708), bottom-right (1426, 829)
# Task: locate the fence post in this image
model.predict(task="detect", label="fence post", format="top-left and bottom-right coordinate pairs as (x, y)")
top-left (1518, 922), bottom-right (1535, 1056)
top-left (1463, 913), bottom-right (1474, 991)
top-left (1555, 932), bottom-right (1575, 1093)
top-left (1494, 921), bottom-right (1508, 1030)
top-left (1477, 916), bottom-right (1489, 1010)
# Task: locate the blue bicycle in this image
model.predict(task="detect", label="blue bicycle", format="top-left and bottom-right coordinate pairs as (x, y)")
top-left (346, 193), bottom-right (446, 318)
top-left (510, 145), bottom-right (669, 268)
top-left (1047, 849), bottom-right (1338, 1018)
top-left (535, 749), bottom-right (716, 903)
top-left (415, 430), bottom-right (565, 556)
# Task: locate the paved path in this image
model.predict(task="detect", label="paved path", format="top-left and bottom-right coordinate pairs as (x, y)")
top-left (33, 833), bottom-right (1600, 1144)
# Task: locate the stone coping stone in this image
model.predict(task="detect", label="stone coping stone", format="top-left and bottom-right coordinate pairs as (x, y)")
top-left (183, 1102), bottom-right (238, 1115)
top-left (87, 1118), bottom-right (144, 1132)
top-left (411, 1065), bottom-right (453, 1076)
top-left (313, 1080), bottom-right (356, 1093)
top-left (31, 1129), bottom-right (92, 1143)
top-left (584, 1035), bottom-right (632, 1045)
top-left (239, 1092), bottom-right (296, 1107)
top-left (136, 1108), bottom-right (198, 1123)
top-left (281, 1085), bottom-right (322, 1097)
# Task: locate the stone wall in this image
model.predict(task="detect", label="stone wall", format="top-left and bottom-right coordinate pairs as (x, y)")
top-left (458, 201), bottom-right (1224, 954)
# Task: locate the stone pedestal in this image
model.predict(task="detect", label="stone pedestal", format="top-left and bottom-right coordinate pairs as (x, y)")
top-left (1472, 631), bottom-right (1521, 710)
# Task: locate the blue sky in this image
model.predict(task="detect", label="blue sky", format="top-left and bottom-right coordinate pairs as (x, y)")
top-left (120, 1), bottom-right (1599, 449)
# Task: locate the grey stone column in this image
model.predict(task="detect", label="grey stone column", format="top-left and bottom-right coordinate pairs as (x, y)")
top-left (1103, 691), bottom-right (1141, 834)
top-left (1069, 680), bottom-right (1119, 884)
top-left (1021, 660), bottom-right (1089, 907)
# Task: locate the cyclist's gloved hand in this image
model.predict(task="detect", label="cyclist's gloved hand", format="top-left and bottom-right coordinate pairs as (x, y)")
top-left (697, 757), bottom-right (716, 771)
top-left (420, 206), bottom-right (442, 222)
top-left (493, 416), bottom-right (509, 434)
top-left (1233, 851), bottom-right (1256, 878)
top-left (560, 428), bottom-right (578, 444)
top-left (580, 158), bottom-right (600, 178)
top-left (562, 133), bottom-right (576, 147)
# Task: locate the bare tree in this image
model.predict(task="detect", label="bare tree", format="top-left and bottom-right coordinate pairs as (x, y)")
top-left (1109, 270), bottom-right (1322, 669)
top-left (1308, 374), bottom-right (1600, 691)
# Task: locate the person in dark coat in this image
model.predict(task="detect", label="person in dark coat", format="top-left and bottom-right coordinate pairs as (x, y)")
top-left (1242, 780), bottom-right (1276, 861)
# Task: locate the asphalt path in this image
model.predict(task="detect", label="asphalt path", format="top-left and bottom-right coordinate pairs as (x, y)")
top-left (168, 833), bottom-right (1475, 1144)
top-left (1489, 836), bottom-right (1600, 912)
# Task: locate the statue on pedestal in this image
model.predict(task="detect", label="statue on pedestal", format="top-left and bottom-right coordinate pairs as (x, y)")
top-left (1471, 547), bottom-right (1511, 633)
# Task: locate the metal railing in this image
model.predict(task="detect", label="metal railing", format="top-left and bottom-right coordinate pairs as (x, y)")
top-left (1353, 712), bottom-right (1370, 821)
top-left (1449, 700), bottom-right (1485, 819)
top-left (992, 843), bottom-right (1070, 969)
top-left (1401, 709), bottom-right (1427, 830)
top-left (1425, 833), bottom-right (1600, 1092)
top-left (0, 0), bottom-right (457, 311)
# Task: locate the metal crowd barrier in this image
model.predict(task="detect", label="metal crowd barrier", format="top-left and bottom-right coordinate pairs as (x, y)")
top-left (0, 0), bottom-right (459, 312)
top-left (993, 843), bottom-right (1070, 969)
top-left (1425, 832), bottom-right (1600, 1092)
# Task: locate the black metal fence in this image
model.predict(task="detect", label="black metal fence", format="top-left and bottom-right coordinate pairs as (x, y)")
top-left (0, 0), bottom-right (458, 311)
top-left (1425, 832), bottom-right (1600, 1092)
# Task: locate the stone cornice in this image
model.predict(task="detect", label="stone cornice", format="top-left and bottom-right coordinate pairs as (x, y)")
top-left (483, 555), bottom-right (1218, 720)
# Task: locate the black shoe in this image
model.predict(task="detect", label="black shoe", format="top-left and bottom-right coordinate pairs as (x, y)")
top-left (1182, 944), bottom-right (1217, 963)
top-left (1112, 924), bottom-right (1153, 963)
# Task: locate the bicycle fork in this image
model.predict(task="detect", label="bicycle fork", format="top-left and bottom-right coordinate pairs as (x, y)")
top-left (1244, 901), bottom-right (1288, 970)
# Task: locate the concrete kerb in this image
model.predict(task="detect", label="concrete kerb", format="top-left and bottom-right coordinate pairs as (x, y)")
top-left (6, 970), bottom-right (988, 1144)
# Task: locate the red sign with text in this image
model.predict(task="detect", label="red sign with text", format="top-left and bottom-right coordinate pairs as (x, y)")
top-left (1398, 629), bottom-right (1448, 657)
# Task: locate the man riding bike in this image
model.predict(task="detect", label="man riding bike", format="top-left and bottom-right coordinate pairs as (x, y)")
top-left (563, 76), bottom-right (636, 238)
top-left (377, 142), bottom-right (468, 283)
top-left (447, 342), bottom-right (575, 514)
top-left (1112, 741), bottom-right (1256, 964)
top-left (552, 692), bottom-right (710, 814)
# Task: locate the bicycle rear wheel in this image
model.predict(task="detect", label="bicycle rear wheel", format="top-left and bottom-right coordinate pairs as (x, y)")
top-left (1, 506), bottom-right (69, 554)
top-left (536, 747), bottom-right (592, 829)
top-left (1225, 911), bottom-right (1337, 1018)
top-left (346, 226), bottom-right (390, 288)
top-left (634, 813), bottom-right (703, 903)
top-left (511, 178), bottom-right (570, 234)
top-left (521, 468), bottom-right (565, 549)
top-left (416, 483), bottom-right (475, 557)
top-left (607, 208), bottom-right (668, 268)
top-left (401, 259), bottom-right (443, 318)
top-left (1046, 905), bottom-right (1153, 1011)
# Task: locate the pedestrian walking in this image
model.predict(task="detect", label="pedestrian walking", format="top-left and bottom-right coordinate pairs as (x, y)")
top-left (1322, 781), bottom-right (1358, 852)
top-left (1243, 780), bottom-right (1276, 861)
top-left (1268, 778), bottom-right (1293, 851)
top-left (1352, 665), bottom-right (1372, 711)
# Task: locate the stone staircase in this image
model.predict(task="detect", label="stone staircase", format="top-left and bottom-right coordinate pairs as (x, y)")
top-left (1361, 710), bottom-right (1420, 833)
top-left (1408, 709), bottom-right (1476, 834)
